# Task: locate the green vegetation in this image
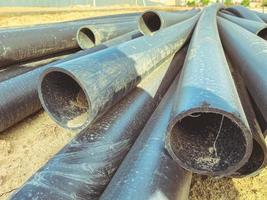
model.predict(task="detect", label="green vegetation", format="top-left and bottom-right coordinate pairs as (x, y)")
top-left (200, 0), bottom-right (210, 6)
top-left (240, 0), bottom-right (250, 7)
top-left (224, 0), bottom-right (234, 6)
top-left (187, 0), bottom-right (196, 6)
top-left (263, 0), bottom-right (267, 6)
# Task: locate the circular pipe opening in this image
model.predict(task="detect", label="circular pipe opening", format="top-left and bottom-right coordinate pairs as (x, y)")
top-left (167, 112), bottom-right (251, 176)
top-left (257, 28), bottom-right (267, 41)
top-left (235, 139), bottom-right (265, 176)
top-left (39, 70), bottom-right (90, 129)
top-left (138, 11), bottom-right (162, 35)
top-left (77, 27), bottom-right (96, 49)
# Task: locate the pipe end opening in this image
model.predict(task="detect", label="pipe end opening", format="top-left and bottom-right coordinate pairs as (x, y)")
top-left (77, 27), bottom-right (96, 49)
top-left (139, 11), bottom-right (162, 35)
top-left (40, 71), bottom-right (90, 129)
top-left (168, 112), bottom-right (249, 175)
top-left (257, 28), bottom-right (267, 41)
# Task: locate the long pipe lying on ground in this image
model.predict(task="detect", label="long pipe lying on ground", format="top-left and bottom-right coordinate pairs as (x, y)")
top-left (254, 11), bottom-right (267, 23)
top-left (165, 4), bottom-right (253, 177)
top-left (0, 13), bottom-right (139, 67)
top-left (9, 47), bottom-right (187, 200)
top-left (0, 31), bottom-right (142, 133)
top-left (138, 9), bottom-right (199, 35)
top-left (0, 49), bottom-right (77, 82)
top-left (100, 74), bottom-right (192, 200)
top-left (219, 12), bottom-right (267, 40)
top-left (227, 55), bottom-right (267, 178)
top-left (38, 14), bottom-right (200, 131)
top-left (218, 16), bottom-right (267, 123)
top-left (76, 21), bottom-right (138, 49)
top-left (226, 6), bottom-right (264, 23)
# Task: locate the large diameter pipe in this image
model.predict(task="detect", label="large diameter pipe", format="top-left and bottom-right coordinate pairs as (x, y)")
top-left (254, 11), bottom-right (267, 23)
top-left (0, 31), bottom-right (142, 133)
top-left (165, 4), bottom-right (253, 177)
top-left (38, 15), bottom-right (200, 131)
top-left (0, 50), bottom-right (77, 83)
top-left (76, 21), bottom-right (138, 49)
top-left (217, 17), bottom-right (267, 123)
top-left (219, 12), bottom-right (267, 40)
top-left (10, 48), bottom-right (187, 200)
top-left (100, 75), bottom-right (192, 200)
top-left (0, 14), bottom-right (139, 68)
top-left (138, 9), bottom-right (200, 35)
top-left (227, 55), bottom-right (267, 178)
top-left (226, 6), bottom-right (264, 23)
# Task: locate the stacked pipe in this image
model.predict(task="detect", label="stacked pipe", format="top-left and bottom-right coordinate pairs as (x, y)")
top-left (1, 3), bottom-right (267, 200)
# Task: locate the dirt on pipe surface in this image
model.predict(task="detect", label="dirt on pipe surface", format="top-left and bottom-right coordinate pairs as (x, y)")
top-left (0, 6), bottom-right (266, 200)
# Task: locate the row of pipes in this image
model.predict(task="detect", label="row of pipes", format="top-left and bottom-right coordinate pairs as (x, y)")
top-left (0, 3), bottom-right (266, 200)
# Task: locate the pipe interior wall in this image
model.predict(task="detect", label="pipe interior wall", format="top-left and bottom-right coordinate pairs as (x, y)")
top-left (38, 14), bottom-right (199, 131)
top-left (10, 46), bottom-right (187, 200)
top-left (165, 4), bottom-right (253, 177)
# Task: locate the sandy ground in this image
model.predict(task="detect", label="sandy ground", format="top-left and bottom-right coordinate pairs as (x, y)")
top-left (0, 6), bottom-right (266, 200)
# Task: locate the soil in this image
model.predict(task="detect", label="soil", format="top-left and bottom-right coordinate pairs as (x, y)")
top-left (0, 6), bottom-right (266, 200)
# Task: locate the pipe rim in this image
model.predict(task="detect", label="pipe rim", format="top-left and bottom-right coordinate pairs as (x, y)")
top-left (165, 107), bottom-right (253, 177)
top-left (232, 138), bottom-right (267, 177)
top-left (38, 67), bottom-right (92, 130)
top-left (257, 28), bottom-right (267, 41)
top-left (76, 26), bottom-right (100, 50)
top-left (138, 10), bottom-right (163, 35)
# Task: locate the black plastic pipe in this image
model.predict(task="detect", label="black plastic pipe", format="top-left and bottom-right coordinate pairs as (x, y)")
top-left (0, 50), bottom-right (77, 83)
top-left (227, 55), bottom-right (267, 178)
top-left (165, 4), bottom-right (253, 177)
top-left (9, 47), bottom-right (187, 200)
top-left (220, 9), bottom-right (236, 16)
top-left (0, 31), bottom-right (142, 133)
top-left (219, 12), bottom-right (267, 40)
top-left (226, 6), bottom-right (264, 23)
top-left (218, 17), bottom-right (267, 123)
top-left (138, 9), bottom-right (200, 35)
top-left (0, 13), bottom-right (139, 68)
top-left (38, 15), bottom-right (200, 131)
top-left (254, 11), bottom-right (267, 23)
top-left (101, 75), bottom-right (192, 200)
top-left (76, 21), bottom-right (137, 49)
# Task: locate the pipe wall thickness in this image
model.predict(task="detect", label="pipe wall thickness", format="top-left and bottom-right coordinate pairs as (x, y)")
top-left (38, 14), bottom-right (200, 131)
top-left (0, 31), bottom-right (142, 133)
top-left (165, 4), bottom-right (252, 177)
top-left (10, 47), bottom-right (187, 200)
top-left (138, 9), bottom-right (199, 35)
top-left (0, 13), bottom-right (139, 67)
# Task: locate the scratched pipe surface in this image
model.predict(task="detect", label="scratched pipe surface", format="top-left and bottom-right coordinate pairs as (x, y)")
top-left (0, 13), bottom-right (139, 67)
top-left (218, 17), bottom-right (267, 123)
top-left (101, 75), bottom-right (192, 200)
top-left (77, 21), bottom-right (138, 49)
top-left (9, 47), bottom-right (187, 200)
top-left (138, 9), bottom-right (200, 35)
top-left (254, 11), bottom-right (267, 23)
top-left (0, 49), bottom-right (78, 83)
top-left (249, 94), bottom-right (267, 138)
top-left (38, 15), bottom-right (199, 131)
top-left (220, 9), bottom-right (236, 16)
top-left (165, 4), bottom-right (253, 177)
top-left (226, 6), bottom-right (264, 23)
top-left (219, 12), bottom-right (267, 40)
top-left (227, 55), bottom-right (267, 178)
top-left (0, 31), bottom-right (142, 133)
